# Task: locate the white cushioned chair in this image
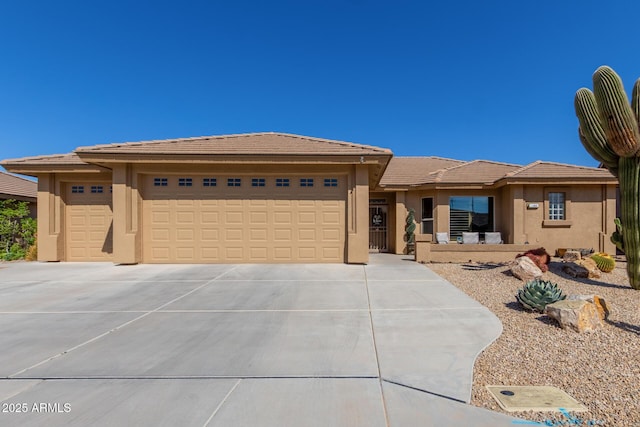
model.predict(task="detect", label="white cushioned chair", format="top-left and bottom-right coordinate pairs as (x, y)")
top-left (484, 232), bottom-right (503, 244)
top-left (435, 232), bottom-right (450, 244)
top-left (462, 232), bottom-right (480, 244)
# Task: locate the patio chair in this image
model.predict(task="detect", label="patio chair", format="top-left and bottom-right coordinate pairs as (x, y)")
top-left (435, 232), bottom-right (449, 244)
top-left (462, 232), bottom-right (480, 244)
top-left (484, 232), bottom-right (503, 244)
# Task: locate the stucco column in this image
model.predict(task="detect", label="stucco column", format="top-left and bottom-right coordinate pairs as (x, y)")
top-left (394, 191), bottom-right (407, 254)
top-left (511, 185), bottom-right (526, 244)
top-left (601, 184), bottom-right (617, 254)
top-left (347, 164), bottom-right (370, 263)
top-left (112, 164), bottom-right (141, 264)
top-left (36, 173), bottom-right (63, 261)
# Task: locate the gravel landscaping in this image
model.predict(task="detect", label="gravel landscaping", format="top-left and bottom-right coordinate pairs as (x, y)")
top-left (429, 257), bottom-right (640, 427)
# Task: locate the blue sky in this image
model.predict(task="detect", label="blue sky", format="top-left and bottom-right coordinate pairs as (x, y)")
top-left (2, 0), bottom-right (640, 171)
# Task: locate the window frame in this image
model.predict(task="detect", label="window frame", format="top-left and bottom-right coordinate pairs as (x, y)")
top-left (202, 178), bottom-right (217, 187)
top-left (421, 197), bottom-right (434, 235)
top-left (178, 178), bottom-right (193, 187)
top-left (448, 196), bottom-right (495, 240)
top-left (300, 178), bottom-right (314, 187)
top-left (543, 187), bottom-right (572, 227)
top-left (153, 178), bottom-right (168, 187)
top-left (251, 178), bottom-right (266, 187)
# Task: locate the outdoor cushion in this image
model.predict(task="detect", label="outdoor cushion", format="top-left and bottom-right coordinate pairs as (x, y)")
top-left (485, 232), bottom-right (503, 244)
top-left (462, 232), bottom-right (480, 244)
top-left (436, 232), bottom-right (449, 244)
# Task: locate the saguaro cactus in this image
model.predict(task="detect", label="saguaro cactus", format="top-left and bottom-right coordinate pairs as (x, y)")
top-left (575, 66), bottom-right (640, 289)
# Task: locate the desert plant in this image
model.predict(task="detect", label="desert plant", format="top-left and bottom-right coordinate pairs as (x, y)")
top-left (0, 200), bottom-right (36, 261)
top-left (591, 252), bottom-right (616, 273)
top-left (574, 66), bottom-right (640, 289)
top-left (405, 208), bottom-right (416, 247)
top-left (25, 239), bottom-right (37, 261)
top-left (611, 217), bottom-right (624, 253)
top-left (516, 279), bottom-right (567, 312)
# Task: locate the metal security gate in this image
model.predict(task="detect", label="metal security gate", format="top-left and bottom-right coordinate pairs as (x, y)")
top-left (369, 205), bottom-right (388, 252)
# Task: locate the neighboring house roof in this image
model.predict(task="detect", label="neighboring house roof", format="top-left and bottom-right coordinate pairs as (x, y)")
top-left (0, 170), bottom-right (37, 200)
top-left (378, 157), bottom-right (465, 186)
top-left (75, 132), bottom-right (393, 156)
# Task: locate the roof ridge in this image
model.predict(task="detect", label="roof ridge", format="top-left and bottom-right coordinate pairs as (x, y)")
top-left (505, 160), bottom-right (604, 177)
top-left (75, 132), bottom-right (393, 154)
top-left (464, 159), bottom-right (522, 167)
top-left (506, 161), bottom-right (539, 176)
top-left (391, 155), bottom-right (465, 162)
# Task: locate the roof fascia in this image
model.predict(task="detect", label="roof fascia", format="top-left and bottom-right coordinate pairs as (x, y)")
top-left (1, 164), bottom-right (111, 176)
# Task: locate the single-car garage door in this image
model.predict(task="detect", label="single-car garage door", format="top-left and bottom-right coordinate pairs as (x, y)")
top-left (142, 175), bottom-right (346, 263)
top-left (65, 183), bottom-right (113, 261)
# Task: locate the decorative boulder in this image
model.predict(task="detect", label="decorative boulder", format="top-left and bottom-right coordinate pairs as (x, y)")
top-left (544, 299), bottom-right (604, 332)
top-left (510, 256), bottom-right (543, 281)
top-left (567, 294), bottom-right (610, 320)
top-left (562, 250), bottom-right (582, 262)
top-left (516, 248), bottom-right (551, 272)
top-left (562, 258), bottom-right (601, 279)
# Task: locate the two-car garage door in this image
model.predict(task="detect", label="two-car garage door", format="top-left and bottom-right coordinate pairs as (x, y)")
top-left (141, 175), bottom-right (346, 263)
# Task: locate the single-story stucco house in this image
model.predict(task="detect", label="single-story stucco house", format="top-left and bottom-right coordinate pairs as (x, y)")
top-left (0, 132), bottom-right (618, 264)
top-left (0, 170), bottom-right (37, 218)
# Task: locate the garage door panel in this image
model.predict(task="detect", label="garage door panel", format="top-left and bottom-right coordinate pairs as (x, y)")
top-left (142, 174), bottom-right (345, 263)
top-left (225, 212), bottom-right (244, 224)
top-left (274, 229), bottom-right (292, 241)
top-left (250, 228), bottom-right (268, 241)
top-left (225, 228), bottom-right (243, 241)
top-left (65, 182), bottom-right (113, 261)
top-left (201, 229), bottom-right (219, 241)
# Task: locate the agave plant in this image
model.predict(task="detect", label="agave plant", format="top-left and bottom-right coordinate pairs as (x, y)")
top-left (516, 279), bottom-right (566, 313)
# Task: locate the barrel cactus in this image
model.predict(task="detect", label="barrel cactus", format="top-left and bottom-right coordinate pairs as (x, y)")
top-left (574, 66), bottom-right (640, 289)
top-left (591, 252), bottom-right (616, 273)
top-left (516, 279), bottom-right (566, 313)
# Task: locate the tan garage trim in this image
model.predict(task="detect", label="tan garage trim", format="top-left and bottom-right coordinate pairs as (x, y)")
top-left (65, 183), bottom-right (113, 261)
top-left (142, 174), bottom-right (346, 263)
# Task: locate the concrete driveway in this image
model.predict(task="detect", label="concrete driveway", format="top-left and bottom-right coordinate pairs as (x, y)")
top-left (0, 255), bottom-right (523, 426)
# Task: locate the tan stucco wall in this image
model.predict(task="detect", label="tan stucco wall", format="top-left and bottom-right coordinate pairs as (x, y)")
top-left (112, 164), bottom-right (141, 264)
top-left (36, 162), bottom-right (373, 264)
top-left (516, 184), bottom-right (617, 254)
top-left (386, 183), bottom-right (617, 257)
top-left (36, 172), bottom-right (113, 262)
top-left (347, 164), bottom-right (370, 263)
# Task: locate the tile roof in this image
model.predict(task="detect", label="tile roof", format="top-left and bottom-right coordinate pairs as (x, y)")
top-left (504, 161), bottom-right (616, 180)
top-left (0, 171), bottom-right (37, 199)
top-left (75, 132), bottom-right (393, 156)
top-left (1, 153), bottom-right (87, 166)
top-left (378, 157), bottom-right (466, 186)
top-left (431, 160), bottom-right (522, 185)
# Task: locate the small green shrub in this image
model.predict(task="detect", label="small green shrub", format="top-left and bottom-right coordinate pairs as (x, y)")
top-left (0, 200), bottom-right (36, 261)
